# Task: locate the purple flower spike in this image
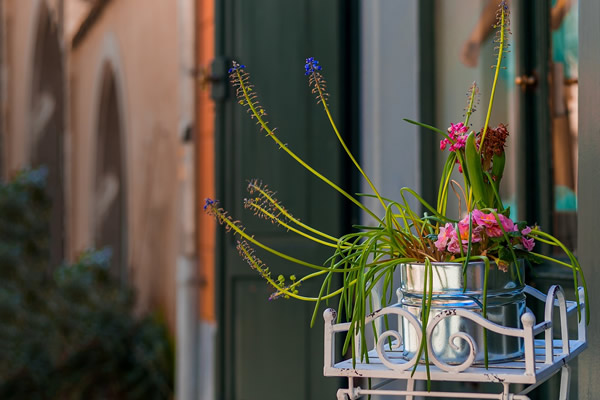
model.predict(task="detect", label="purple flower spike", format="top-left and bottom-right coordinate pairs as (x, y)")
top-left (204, 198), bottom-right (216, 211)
top-left (304, 57), bottom-right (322, 75)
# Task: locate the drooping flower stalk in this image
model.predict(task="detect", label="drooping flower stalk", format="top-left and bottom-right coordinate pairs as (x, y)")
top-left (245, 201), bottom-right (342, 249)
top-left (230, 62), bottom-right (383, 224)
top-left (528, 228), bottom-right (589, 323)
top-left (237, 240), bottom-right (356, 301)
top-left (246, 179), bottom-right (341, 243)
top-left (305, 57), bottom-right (387, 211)
top-left (205, 198), bottom-right (349, 272)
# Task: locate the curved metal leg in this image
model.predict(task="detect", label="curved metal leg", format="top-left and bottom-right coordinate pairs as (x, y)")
top-left (559, 364), bottom-right (571, 400)
top-left (405, 379), bottom-right (414, 400)
top-left (502, 383), bottom-right (510, 400)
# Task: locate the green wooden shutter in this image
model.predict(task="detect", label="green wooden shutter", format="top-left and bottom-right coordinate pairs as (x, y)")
top-left (215, 1), bottom-right (354, 399)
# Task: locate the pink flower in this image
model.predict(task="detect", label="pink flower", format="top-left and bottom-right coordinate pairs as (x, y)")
top-left (521, 226), bottom-right (535, 251)
top-left (454, 159), bottom-right (464, 174)
top-left (437, 217), bottom-right (484, 254)
top-left (449, 135), bottom-right (467, 152)
top-left (522, 237), bottom-right (535, 251)
top-left (471, 209), bottom-right (516, 237)
top-left (457, 216), bottom-right (483, 243)
top-left (440, 122), bottom-right (470, 154)
top-left (497, 214), bottom-right (517, 233)
top-left (435, 223), bottom-right (455, 251)
top-left (472, 209), bottom-right (503, 237)
top-left (448, 122), bottom-right (469, 136)
top-left (447, 236), bottom-right (465, 254)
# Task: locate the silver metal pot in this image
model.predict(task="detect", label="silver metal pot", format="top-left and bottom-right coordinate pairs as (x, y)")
top-left (399, 260), bottom-right (526, 364)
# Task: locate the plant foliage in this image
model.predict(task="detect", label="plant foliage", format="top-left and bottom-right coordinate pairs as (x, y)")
top-left (208, 0), bottom-right (588, 380)
top-left (0, 168), bottom-right (174, 400)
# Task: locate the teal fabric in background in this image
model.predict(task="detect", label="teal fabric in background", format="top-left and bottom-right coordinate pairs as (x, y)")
top-left (552, 0), bottom-right (579, 79)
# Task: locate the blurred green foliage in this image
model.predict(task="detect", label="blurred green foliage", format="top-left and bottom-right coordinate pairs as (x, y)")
top-left (0, 168), bottom-right (174, 399)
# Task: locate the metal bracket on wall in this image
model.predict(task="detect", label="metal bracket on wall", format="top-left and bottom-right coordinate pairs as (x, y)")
top-left (196, 65), bottom-right (217, 92)
top-left (194, 56), bottom-right (230, 101)
top-left (211, 57), bottom-right (231, 101)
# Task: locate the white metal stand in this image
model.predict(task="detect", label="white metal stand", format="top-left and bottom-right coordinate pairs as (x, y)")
top-left (323, 285), bottom-right (587, 399)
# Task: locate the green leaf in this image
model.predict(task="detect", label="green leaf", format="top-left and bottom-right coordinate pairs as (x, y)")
top-left (491, 152), bottom-right (506, 181)
top-left (465, 132), bottom-right (487, 207)
top-left (403, 118), bottom-right (451, 140)
top-left (498, 246), bottom-right (513, 264)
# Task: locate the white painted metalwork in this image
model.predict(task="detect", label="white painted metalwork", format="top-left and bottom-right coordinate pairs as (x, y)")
top-left (323, 285), bottom-right (587, 399)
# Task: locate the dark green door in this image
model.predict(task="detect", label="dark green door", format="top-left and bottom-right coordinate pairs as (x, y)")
top-left (214, 1), bottom-right (356, 399)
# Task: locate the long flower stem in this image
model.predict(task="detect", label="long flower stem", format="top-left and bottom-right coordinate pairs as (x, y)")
top-left (239, 244), bottom-right (356, 301)
top-left (479, 8), bottom-right (506, 152)
top-left (462, 83), bottom-right (478, 195)
top-left (247, 203), bottom-right (345, 248)
top-left (464, 83), bottom-right (477, 127)
top-left (528, 252), bottom-right (575, 269)
top-left (249, 182), bottom-right (340, 242)
top-left (466, 8), bottom-right (506, 209)
top-left (314, 76), bottom-right (387, 212)
top-left (215, 208), bottom-right (357, 272)
top-left (236, 69), bottom-right (383, 224)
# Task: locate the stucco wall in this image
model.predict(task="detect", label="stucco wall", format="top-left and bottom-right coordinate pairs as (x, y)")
top-left (70, 0), bottom-right (181, 329)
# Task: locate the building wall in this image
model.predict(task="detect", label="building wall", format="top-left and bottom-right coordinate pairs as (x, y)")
top-left (2, 0), bottom-right (207, 395)
top-left (2, 0), bottom-right (190, 334)
top-left (69, 0), bottom-right (181, 328)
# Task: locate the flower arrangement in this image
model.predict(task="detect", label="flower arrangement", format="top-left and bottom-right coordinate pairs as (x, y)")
top-left (205, 0), bottom-right (588, 377)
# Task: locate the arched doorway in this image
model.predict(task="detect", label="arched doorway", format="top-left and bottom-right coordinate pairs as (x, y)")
top-left (29, 1), bottom-right (65, 268)
top-left (94, 65), bottom-right (127, 281)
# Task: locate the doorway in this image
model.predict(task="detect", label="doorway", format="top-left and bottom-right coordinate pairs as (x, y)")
top-left (29, 2), bottom-right (65, 269)
top-left (94, 65), bottom-right (127, 282)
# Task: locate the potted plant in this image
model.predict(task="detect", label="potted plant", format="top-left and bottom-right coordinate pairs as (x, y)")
top-left (205, 0), bottom-right (588, 378)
